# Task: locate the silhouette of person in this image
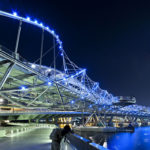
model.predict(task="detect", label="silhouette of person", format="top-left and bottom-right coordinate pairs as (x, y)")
top-left (60, 125), bottom-right (73, 149)
top-left (50, 127), bottom-right (62, 150)
top-left (61, 125), bottom-right (72, 137)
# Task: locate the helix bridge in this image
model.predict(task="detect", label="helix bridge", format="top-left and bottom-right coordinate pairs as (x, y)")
top-left (0, 10), bottom-right (149, 119)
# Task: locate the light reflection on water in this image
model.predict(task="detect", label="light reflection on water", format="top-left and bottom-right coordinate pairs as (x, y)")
top-left (108, 127), bottom-right (150, 150)
top-left (76, 127), bottom-right (150, 150)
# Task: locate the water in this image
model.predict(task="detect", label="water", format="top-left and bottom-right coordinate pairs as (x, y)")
top-left (107, 127), bottom-right (150, 150)
top-left (77, 127), bottom-right (150, 150)
top-left (0, 128), bottom-right (52, 150)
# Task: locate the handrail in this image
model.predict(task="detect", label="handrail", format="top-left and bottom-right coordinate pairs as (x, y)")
top-left (62, 133), bottom-right (108, 150)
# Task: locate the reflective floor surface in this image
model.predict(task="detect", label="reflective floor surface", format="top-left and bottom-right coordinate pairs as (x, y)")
top-left (0, 128), bottom-right (52, 150)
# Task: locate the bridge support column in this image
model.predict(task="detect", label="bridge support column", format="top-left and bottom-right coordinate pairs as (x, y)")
top-left (127, 116), bottom-right (134, 123)
top-left (46, 118), bottom-right (50, 124)
top-left (36, 119), bottom-right (39, 123)
top-left (107, 116), bottom-right (113, 126)
top-left (140, 118), bottom-right (148, 126)
top-left (28, 119), bottom-right (32, 124)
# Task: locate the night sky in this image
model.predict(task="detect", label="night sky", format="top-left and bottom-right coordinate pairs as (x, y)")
top-left (0, 1), bottom-right (150, 106)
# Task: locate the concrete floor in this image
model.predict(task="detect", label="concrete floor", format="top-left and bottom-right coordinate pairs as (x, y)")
top-left (0, 128), bottom-right (52, 150)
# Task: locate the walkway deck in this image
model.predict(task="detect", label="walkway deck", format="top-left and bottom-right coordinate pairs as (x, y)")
top-left (0, 128), bottom-right (51, 150)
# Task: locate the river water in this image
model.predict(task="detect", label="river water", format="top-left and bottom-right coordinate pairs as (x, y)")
top-left (77, 127), bottom-right (150, 150)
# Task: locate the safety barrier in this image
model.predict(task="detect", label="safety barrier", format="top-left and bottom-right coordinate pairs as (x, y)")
top-left (61, 133), bottom-right (108, 150)
top-left (0, 123), bottom-right (56, 137)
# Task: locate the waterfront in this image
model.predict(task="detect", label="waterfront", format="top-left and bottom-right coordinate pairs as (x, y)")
top-left (78, 127), bottom-right (150, 150)
top-left (107, 127), bottom-right (150, 150)
top-left (0, 125), bottom-right (150, 150)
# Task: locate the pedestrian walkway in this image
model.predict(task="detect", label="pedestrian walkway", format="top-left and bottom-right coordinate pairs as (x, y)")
top-left (0, 128), bottom-right (52, 150)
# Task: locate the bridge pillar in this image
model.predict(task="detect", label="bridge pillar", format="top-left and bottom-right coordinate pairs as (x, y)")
top-left (127, 116), bottom-right (134, 123)
top-left (36, 119), bottom-right (39, 123)
top-left (133, 117), bottom-right (138, 122)
top-left (46, 118), bottom-right (50, 123)
top-left (107, 116), bottom-right (113, 126)
top-left (28, 119), bottom-right (32, 124)
top-left (140, 118), bottom-right (148, 126)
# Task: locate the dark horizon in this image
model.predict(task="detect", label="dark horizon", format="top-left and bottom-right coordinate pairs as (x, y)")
top-left (0, 1), bottom-right (150, 106)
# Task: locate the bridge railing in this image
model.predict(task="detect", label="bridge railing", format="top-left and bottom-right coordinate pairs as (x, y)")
top-left (0, 123), bottom-right (56, 137)
top-left (0, 110), bottom-right (85, 114)
top-left (61, 133), bottom-right (108, 150)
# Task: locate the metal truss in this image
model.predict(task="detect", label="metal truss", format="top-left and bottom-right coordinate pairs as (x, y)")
top-left (0, 10), bottom-right (149, 119)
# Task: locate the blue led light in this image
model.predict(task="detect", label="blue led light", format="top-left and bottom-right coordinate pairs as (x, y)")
top-left (40, 22), bottom-right (43, 26)
top-left (89, 105), bottom-right (92, 108)
top-left (63, 78), bottom-right (66, 81)
top-left (13, 12), bottom-right (17, 16)
top-left (20, 86), bottom-right (27, 91)
top-left (46, 26), bottom-right (49, 30)
top-left (48, 81), bottom-right (52, 86)
top-left (0, 11), bottom-right (65, 71)
top-left (34, 20), bottom-right (38, 24)
top-left (56, 35), bottom-right (59, 39)
top-left (51, 30), bottom-right (55, 34)
top-left (69, 69), bottom-right (86, 79)
top-left (81, 96), bottom-right (84, 99)
top-left (31, 64), bottom-right (36, 69)
top-left (71, 100), bottom-right (75, 104)
top-left (61, 53), bottom-right (63, 56)
top-left (26, 17), bottom-right (31, 21)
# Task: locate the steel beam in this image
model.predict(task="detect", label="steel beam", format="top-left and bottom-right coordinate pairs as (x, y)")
top-left (55, 83), bottom-right (64, 109)
top-left (15, 20), bottom-right (22, 54)
top-left (0, 63), bottom-right (15, 90)
top-left (0, 93), bottom-right (24, 107)
top-left (27, 87), bottom-right (49, 106)
top-left (0, 59), bottom-right (10, 66)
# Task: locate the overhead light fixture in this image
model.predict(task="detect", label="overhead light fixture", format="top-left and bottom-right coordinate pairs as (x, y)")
top-left (20, 86), bottom-right (28, 91)
top-left (31, 64), bottom-right (36, 69)
top-left (13, 12), bottom-right (17, 16)
top-left (48, 81), bottom-right (52, 86)
top-left (0, 98), bottom-right (4, 103)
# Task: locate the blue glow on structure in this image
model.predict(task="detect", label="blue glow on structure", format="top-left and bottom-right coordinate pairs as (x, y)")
top-left (0, 10), bottom-right (63, 55)
top-left (89, 105), bottom-right (92, 108)
top-left (73, 134), bottom-right (90, 142)
top-left (13, 12), bottom-right (17, 16)
top-left (48, 81), bottom-right (52, 86)
top-left (92, 82), bottom-right (99, 91)
top-left (0, 10), bottom-right (137, 107)
top-left (46, 26), bottom-right (49, 30)
top-left (51, 30), bottom-right (55, 34)
top-left (69, 69), bottom-right (86, 79)
top-left (40, 22), bottom-right (43, 27)
top-left (34, 20), bottom-right (38, 24)
top-left (26, 16), bottom-right (30, 21)
top-left (20, 86), bottom-right (27, 91)
top-left (81, 96), bottom-right (84, 99)
top-left (71, 100), bottom-right (75, 104)
top-left (31, 64), bottom-right (36, 69)
top-left (89, 143), bottom-right (107, 150)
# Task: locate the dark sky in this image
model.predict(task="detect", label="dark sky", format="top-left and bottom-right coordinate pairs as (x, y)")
top-left (0, 0), bottom-right (150, 106)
